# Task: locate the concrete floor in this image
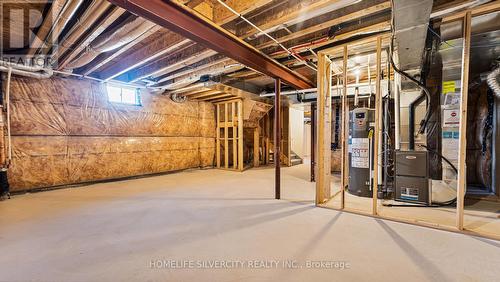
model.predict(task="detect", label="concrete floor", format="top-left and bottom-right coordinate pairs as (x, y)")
top-left (326, 176), bottom-right (500, 237)
top-left (1, 164), bottom-right (499, 282)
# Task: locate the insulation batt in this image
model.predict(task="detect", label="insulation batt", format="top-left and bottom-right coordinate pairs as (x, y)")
top-left (7, 77), bottom-right (215, 191)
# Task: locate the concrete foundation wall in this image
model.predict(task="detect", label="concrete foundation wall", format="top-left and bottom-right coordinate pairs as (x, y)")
top-left (7, 76), bottom-right (215, 191)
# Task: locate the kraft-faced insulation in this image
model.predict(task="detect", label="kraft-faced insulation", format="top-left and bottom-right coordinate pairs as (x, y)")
top-left (7, 76), bottom-right (215, 191)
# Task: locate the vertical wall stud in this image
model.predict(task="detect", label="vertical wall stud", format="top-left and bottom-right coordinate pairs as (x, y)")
top-left (316, 53), bottom-right (332, 205)
top-left (457, 12), bottom-right (472, 230)
top-left (340, 46), bottom-right (348, 209)
top-left (224, 103), bottom-right (229, 169)
top-left (232, 102), bottom-right (237, 169)
top-left (238, 99), bottom-right (244, 171)
top-left (372, 36), bottom-right (382, 215)
top-left (216, 104), bottom-right (220, 168)
top-left (311, 103), bottom-right (316, 182)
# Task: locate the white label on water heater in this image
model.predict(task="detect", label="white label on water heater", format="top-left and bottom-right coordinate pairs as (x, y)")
top-left (351, 138), bottom-right (369, 168)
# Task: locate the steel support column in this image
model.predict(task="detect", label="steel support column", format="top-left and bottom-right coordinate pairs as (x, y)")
top-left (275, 79), bottom-right (281, 199)
top-left (108, 0), bottom-right (313, 89)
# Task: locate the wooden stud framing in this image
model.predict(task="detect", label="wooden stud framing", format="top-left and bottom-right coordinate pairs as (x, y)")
top-left (313, 10), bottom-right (499, 239)
top-left (216, 104), bottom-right (221, 168)
top-left (456, 12), bottom-right (472, 230)
top-left (265, 113), bottom-right (270, 165)
top-left (372, 37), bottom-right (382, 216)
top-left (232, 102), bottom-right (237, 170)
top-left (316, 53), bottom-right (332, 205)
top-left (224, 103), bottom-right (229, 169)
top-left (238, 100), bottom-right (244, 171)
top-left (214, 99), bottom-right (243, 171)
top-left (254, 127), bottom-right (260, 167)
top-left (311, 103), bottom-right (316, 182)
top-left (340, 46), bottom-right (348, 209)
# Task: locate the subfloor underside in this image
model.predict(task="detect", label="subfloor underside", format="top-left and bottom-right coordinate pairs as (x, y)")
top-left (0, 163), bottom-right (499, 281)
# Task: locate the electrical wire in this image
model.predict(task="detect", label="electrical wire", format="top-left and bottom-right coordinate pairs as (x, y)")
top-left (215, 0), bottom-right (317, 72)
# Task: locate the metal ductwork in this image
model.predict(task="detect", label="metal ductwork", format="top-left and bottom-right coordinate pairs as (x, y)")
top-left (38, 0), bottom-right (84, 56)
top-left (51, 0), bottom-right (113, 63)
top-left (65, 17), bottom-right (156, 69)
top-left (392, 0), bottom-right (433, 71)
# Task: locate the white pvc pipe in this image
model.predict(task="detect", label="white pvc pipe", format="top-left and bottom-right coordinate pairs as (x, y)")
top-left (394, 69), bottom-right (401, 150)
top-left (5, 68), bottom-right (12, 166)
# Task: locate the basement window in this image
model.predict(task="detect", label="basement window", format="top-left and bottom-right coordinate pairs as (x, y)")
top-left (106, 85), bottom-right (141, 106)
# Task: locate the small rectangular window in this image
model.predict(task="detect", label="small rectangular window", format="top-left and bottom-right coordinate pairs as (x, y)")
top-left (106, 85), bottom-right (141, 105)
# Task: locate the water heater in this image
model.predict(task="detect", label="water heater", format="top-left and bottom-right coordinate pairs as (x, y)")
top-left (348, 108), bottom-right (375, 197)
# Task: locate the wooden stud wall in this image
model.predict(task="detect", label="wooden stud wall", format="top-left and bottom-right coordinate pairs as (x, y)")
top-left (215, 99), bottom-right (244, 171)
top-left (456, 11), bottom-right (472, 230)
top-left (315, 52), bottom-right (332, 205)
top-left (314, 2), bottom-right (500, 240)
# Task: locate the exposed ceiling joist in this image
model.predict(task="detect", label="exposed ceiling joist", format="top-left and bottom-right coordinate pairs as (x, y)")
top-left (109, 0), bottom-right (389, 88)
top-left (197, 93), bottom-right (233, 101)
top-left (78, 25), bottom-right (163, 76)
top-left (237, 0), bottom-right (354, 39)
top-left (108, 0), bottom-right (313, 89)
top-left (189, 90), bottom-right (223, 98)
top-left (27, 0), bottom-right (68, 56)
top-left (92, 0), bottom-right (273, 82)
top-left (254, 1), bottom-right (391, 50)
top-left (126, 46), bottom-right (217, 83)
top-left (97, 31), bottom-right (190, 80)
top-left (57, 4), bottom-right (127, 70)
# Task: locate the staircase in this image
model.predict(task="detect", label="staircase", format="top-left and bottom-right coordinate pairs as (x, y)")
top-left (290, 151), bottom-right (303, 166)
top-left (269, 148), bottom-right (303, 167)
